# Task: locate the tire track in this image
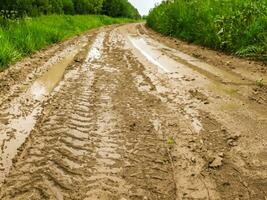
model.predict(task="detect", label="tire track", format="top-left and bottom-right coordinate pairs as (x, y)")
top-left (1, 29), bottom-right (178, 200)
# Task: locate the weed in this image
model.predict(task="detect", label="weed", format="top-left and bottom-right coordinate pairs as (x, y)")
top-left (0, 15), bottom-right (134, 70)
top-left (147, 0), bottom-right (267, 60)
top-left (167, 137), bottom-right (175, 145)
top-left (256, 78), bottom-right (264, 88)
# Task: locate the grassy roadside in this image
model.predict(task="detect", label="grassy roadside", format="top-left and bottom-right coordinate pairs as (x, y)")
top-left (147, 0), bottom-right (267, 62)
top-left (0, 15), bottom-right (133, 70)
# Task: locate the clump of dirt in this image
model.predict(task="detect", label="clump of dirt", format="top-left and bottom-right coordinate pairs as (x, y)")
top-left (189, 89), bottom-right (209, 103)
top-left (249, 86), bottom-right (267, 105)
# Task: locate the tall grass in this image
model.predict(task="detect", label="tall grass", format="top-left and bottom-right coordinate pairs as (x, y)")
top-left (0, 15), bottom-right (133, 70)
top-left (147, 0), bottom-right (267, 61)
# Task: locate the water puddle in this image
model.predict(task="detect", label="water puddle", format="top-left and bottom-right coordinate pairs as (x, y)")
top-left (31, 51), bottom-right (78, 100)
top-left (128, 36), bottom-right (204, 133)
top-left (163, 49), bottom-right (246, 83)
top-left (128, 34), bottom-right (266, 135)
top-left (128, 36), bottom-right (176, 73)
top-left (0, 45), bottom-right (84, 185)
top-left (85, 32), bottom-right (106, 63)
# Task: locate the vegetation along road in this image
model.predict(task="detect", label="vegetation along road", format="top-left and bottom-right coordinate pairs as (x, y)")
top-left (0, 0), bottom-right (266, 199)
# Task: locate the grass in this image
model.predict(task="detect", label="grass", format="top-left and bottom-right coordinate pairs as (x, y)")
top-left (147, 0), bottom-right (267, 62)
top-left (256, 78), bottom-right (264, 88)
top-left (0, 15), bottom-right (134, 70)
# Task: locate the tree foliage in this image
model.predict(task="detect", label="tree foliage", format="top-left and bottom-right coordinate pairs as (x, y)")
top-left (0, 0), bottom-right (140, 18)
top-left (102, 0), bottom-right (140, 19)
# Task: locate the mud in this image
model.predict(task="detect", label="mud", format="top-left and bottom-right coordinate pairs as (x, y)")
top-left (0, 23), bottom-right (266, 199)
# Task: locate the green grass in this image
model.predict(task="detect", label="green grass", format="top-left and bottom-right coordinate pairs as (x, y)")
top-left (147, 0), bottom-right (267, 62)
top-left (0, 15), bottom-right (133, 70)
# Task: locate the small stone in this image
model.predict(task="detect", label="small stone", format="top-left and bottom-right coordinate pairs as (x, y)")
top-left (227, 134), bottom-right (241, 140)
top-left (243, 181), bottom-right (248, 187)
top-left (218, 152), bottom-right (225, 157)
top-left (221, 126), bottom-right (227, 132)
top-left (231, 141), bottom-right (238, 146)
top-left (222, 181), bottom-right (230, 186)
top-left (209, 156), bottom-right (223, 168)
top-left (74, 58), bottom-right (82, 63)
top-left (230, 66), bottom-right (236, 69)
top-left (183, 192), bottom-right (188, 196)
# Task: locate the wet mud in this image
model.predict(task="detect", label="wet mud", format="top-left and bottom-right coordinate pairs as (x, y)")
top-left (0, 24), bottom-right (266, 199)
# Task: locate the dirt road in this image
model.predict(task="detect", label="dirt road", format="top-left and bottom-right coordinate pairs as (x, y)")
top-left (0, 24), bottom-right (266, 199)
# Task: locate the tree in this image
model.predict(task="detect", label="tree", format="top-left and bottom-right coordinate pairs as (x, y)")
top-left (87, 0), bottom-right (103, 14)
top-left (0, 0), bottom-right (140, 18)
top-left (49, 0), bottom-right (64, 14)
top-left (62, 0), bottom-right (74, 14)
top-left (102, 0), bottom-right (140, 19)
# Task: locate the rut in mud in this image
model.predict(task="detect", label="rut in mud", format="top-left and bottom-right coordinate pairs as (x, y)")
top-left (0, 24), bottom-right (266, 200)
top-left (0, 29), bottom-right (176, 199)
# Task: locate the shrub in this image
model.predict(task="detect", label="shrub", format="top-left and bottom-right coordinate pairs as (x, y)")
top-left (147, 0), bottom-right (267, 60)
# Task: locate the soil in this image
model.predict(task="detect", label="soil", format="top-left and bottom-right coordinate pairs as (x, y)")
top-left (0, 23), bottom-right (266, 199)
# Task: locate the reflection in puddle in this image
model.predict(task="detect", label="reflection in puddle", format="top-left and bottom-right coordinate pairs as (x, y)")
top-left (0, 45), bottom-right (83, 185)
top-left (129, 35), bottom-right (204, 134)
top-left (31, 82), bottom-right (46, 100)
top-left (128, 37), bottom-right (171, 73)
top-left (0, 107), bottom-right (41, 182)
top-left (30, 51), bottom-right (78, 101)
top-left (85, 32), bottom-right (106, 63)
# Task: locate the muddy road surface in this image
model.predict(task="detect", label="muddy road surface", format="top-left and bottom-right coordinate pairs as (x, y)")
top-left (0, 24), bottom-right (266, 199)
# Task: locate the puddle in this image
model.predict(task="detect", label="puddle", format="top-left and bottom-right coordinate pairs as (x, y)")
top-left (128, 36), bottom-right (175, 73)
top-left (129, 35), bottom-right (253, 101)
top-left (162, 49), bottom-right (250, 85)
top-left (31, 51), bottom-right (78, 101)
top-left (0, 44), bottom-right (84, 185)
top-left (128, 36), bottom-right (206, 134)
top-left (127, 34), bottom-right (267, 135)
top-left (0, 108), bottom-right (38, 176)
top-left (85, 32), bottom-right (106, 63)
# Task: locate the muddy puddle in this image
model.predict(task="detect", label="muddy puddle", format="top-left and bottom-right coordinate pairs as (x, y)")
top-left (31, 51), bottom-right (78, 100)
top-left (128, 35), bottom-right (205, 134)
top-left (125, 24), bottom-right (267, 199)
top-left (0, 46), bottom-right (83, 185)
top-left (127, 32), bottom-right (267, 117)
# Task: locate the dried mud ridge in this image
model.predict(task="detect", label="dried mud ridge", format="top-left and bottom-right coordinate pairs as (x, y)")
top-left (0, 24), bottom-right (266, 200)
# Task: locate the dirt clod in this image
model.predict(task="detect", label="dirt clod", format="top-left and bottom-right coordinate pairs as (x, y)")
top-left (209, 156), bottom-right (223, 168)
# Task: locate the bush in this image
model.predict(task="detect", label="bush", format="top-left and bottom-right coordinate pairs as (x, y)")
top-left (147, 0), bottom-right (267, 60)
